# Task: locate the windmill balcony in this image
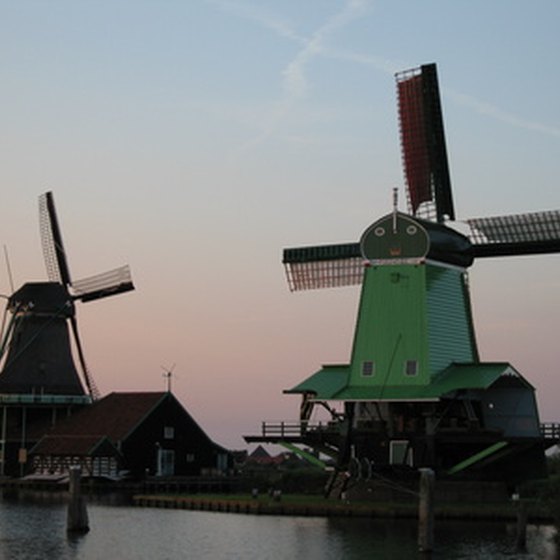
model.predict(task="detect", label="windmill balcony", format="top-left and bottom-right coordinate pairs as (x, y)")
top-left (0, 394), bottom-right (92, 405)
top-left (540, 422), bottom-right (560, 445)
top-left (258, 421), bottom-right (341, 439)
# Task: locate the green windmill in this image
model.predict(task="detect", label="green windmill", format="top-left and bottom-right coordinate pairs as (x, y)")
top-left (246, 64), bottom-right (560, 485)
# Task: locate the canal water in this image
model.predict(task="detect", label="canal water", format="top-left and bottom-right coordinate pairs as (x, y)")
top-left (0, 492), bottom-right (557, 559)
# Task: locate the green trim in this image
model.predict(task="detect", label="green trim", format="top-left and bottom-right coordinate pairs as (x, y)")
top-left (279, 442), bottom-right (327, 469)
top-left (285, 365), bottom-right (349, 397)
top-left (286, 362), bottom-right (530, 402)
top-left (447, 441), bottom-right (508, 475)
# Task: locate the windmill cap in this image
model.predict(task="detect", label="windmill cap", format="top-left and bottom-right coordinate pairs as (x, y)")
top-left (8, 283), bottom-right (74, 316)
top-left (360, 212), bottom-right (474, 268)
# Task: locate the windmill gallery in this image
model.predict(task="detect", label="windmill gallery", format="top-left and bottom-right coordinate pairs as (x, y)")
top-left (0, 64), bottom-right (559, 491)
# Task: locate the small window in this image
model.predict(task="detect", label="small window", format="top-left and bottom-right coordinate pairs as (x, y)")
top-left (164, 426), bottom-right (175, 440)
top-left (390, 440), bottom-right (413, 466)
top-left (186, 453), bottom-right (195, 463)
top-left (404, 360), bottom-right (418, 377)
top-left (361, 361), bottom-right (375, 377)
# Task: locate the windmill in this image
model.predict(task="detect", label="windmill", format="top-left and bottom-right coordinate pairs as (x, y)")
top-left (161, 363), bottom-right (177, 393)
top-left (0, 191), bottom-right (134, 400)
top-left (246, 64), bottom-right (560, 485)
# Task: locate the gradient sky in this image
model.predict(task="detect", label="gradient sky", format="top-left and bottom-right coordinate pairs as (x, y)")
top-left (0, 1), bottom-right (558, 451)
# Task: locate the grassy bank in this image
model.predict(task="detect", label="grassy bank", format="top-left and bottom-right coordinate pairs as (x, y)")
top-left (132, 492), bottom-right (552, 521)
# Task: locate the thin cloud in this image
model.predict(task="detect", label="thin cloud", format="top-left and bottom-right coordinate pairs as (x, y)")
top-left (281, 0), bottom-right (373, 99)
top-left (205, 0), bottom-right (306, 44)
top-left (445, 88), bottom-right (560, 138)
top-left (224, 0), bottom-right (375, 158)
top-left (211, 0), bottom-right (559, 161)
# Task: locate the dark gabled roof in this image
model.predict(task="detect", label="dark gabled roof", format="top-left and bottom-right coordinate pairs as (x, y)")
top-left (42, 392), bottom-right (167, 441)
top-left (30, 435), bottom-right (119, 457)
top-left (249, 445), bottom-right (271, 459)
top-left (30, 391), bottom-right (230, 458)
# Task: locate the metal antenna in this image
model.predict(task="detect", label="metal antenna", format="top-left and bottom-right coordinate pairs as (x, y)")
top-left (161, 364), bottom-right (176, 393)
top-left (3, 245), bottom-right (14, 293)
top-left (392, 187), bottom-right (399, 233)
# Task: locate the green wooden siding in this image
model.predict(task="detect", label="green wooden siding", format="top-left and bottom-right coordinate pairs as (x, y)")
top-left (347, 264), bottom-right (429, 390)
top-left (426, 265), bottom-right (477, 376)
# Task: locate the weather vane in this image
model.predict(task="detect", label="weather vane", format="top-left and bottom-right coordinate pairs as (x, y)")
top-left (161, 364), bottom-right (176, 392)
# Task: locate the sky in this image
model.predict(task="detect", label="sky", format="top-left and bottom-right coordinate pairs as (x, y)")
top-left (0, 0), bottom-right (558, 451)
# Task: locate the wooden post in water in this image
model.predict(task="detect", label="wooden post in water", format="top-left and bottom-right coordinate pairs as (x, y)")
top-left (67, 466), bottom-right (89, 533)
top-left (418, 468), bottom-right (435, 554)
top-left (514, 498), bottom-right (528, 552)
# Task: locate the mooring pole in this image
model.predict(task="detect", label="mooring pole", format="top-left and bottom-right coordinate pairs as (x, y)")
top-left (514, 498), bottom-right (528, 552)
top-left (418, 468), bottom-right (435, 554)
top-left (67, 466), bottom-right (89, 533)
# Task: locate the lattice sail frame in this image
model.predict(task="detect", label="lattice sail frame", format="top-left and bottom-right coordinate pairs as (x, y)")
top-left (283, 244), bottom-right (363, 291)
top-left (396, 64), bottom-right (454, 223)
top-left (39, 191), bottom-right (134, 302)
top-left (39, 192), bottom-right (70, 284)
top-left (72, 265), bottom-right (133, 302)
top-left (466, 210), bottom-right (560, 257)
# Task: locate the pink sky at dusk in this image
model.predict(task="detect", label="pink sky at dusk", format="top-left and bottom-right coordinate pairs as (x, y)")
top-left (0, 1), bottom-right (558, 451)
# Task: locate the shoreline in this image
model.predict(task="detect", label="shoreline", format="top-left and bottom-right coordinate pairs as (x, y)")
top-left (132, 493), bottom-right (553, 523)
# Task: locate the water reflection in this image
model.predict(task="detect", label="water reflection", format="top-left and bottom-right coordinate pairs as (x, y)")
top-left (0, 498), bottom-right (78, 560)
top-left (0, 491), bottom-right (557, 560)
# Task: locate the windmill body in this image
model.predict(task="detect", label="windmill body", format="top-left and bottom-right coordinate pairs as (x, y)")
top-left (245, 64), bottom-right (560, 484)
top-left (0, 282), bottom-right (85, 396)
top-left (0, 192), bottom-right (134, 476)
top-left (282, 212), bottom-right (545, 482)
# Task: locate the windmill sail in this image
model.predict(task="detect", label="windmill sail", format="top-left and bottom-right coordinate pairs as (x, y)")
top-left (71, 265), bottom-right (134, 302)
top-left (283, 64), bottom-right (560, 295)
top-left (39, 191), bottom-right (134, 301)
top-left (396, 63), bottom-right (454, 223)
top-left (466, 209), bottom-right (560, 258)
top-left (39, 191), bottom-right (72, 285)
top-left (283, 243), bottom-right (362, 291)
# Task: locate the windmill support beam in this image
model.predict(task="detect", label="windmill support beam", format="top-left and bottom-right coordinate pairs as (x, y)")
top-left (278, 442), bottom-right (328, 469)
top-left (0, 397), bottom-right (90, 477)
top-left (446, 441), bottom-right (508, 475)
top-left (0, 405), bottom-right (7, 477)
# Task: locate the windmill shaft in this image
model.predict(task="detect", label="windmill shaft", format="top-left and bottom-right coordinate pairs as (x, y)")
top-left (473, 240), bottom-right (560, 258)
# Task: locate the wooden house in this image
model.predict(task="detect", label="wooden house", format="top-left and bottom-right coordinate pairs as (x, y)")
top-left (29, 392), bottom-right (231, 479)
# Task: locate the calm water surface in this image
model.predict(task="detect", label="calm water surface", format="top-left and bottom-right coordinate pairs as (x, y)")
top-left (0, 492), bottom-right (557, 559)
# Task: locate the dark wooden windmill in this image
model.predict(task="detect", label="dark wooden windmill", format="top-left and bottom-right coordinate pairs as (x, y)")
top-left (246, 64), bottom-right (560, 486)
top-left (0, 192), bottom-right (134, 475)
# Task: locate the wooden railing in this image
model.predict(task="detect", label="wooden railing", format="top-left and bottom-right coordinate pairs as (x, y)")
top-left (259, 421), bottom-right (339, 438)
top-left (259, 421), bottom-right (560, 441)
top-left (540, 423), bottom-right (560, 441)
